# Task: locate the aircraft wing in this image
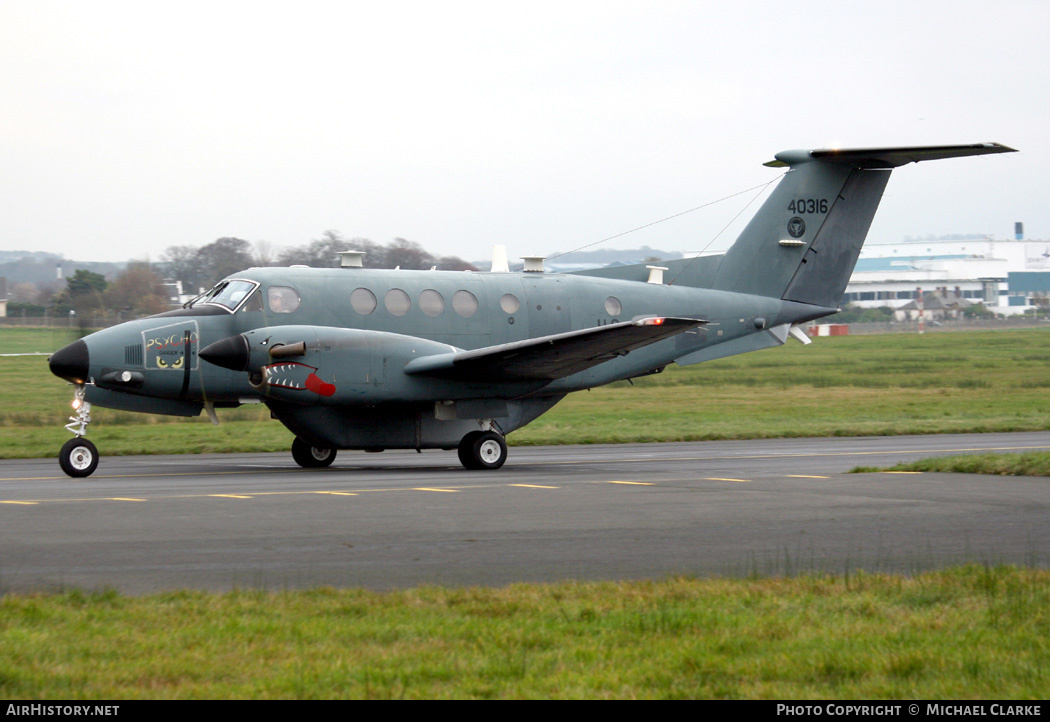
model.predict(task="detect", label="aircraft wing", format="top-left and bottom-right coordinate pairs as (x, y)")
top-left (403, 316), bottom-right (705, 381)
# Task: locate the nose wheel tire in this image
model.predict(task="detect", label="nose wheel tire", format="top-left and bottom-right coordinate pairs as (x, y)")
top-left (458, 430), bottom-right (507, 470)
top-left (59, 438), bottom-right (99, 478)
top-left (291, 438), bottom-right (337, 468)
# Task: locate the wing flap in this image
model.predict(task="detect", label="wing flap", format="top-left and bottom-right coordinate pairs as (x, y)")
top-left (404, 316), bottom-right (705, 381)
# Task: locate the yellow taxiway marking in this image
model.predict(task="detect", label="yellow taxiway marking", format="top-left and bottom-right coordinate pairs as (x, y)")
top-left (2, 442), bottom-right (1050, 485)
top-left (0, 500), bottom-right (38, 505)
top-left (108, 497), bottom-right (146, 502)
top-left (0, 469), bottom-right (301, 483)
top-left (509, 484), bottom-right (559, 489)
top-left (787, 474), bottom-right (829, 479)
top-left (0, 485), bottom-right (507, 505)
top-left (606, 480), bottom-right (653, 486)
top-left (705, 477), bottom-right (750, 483)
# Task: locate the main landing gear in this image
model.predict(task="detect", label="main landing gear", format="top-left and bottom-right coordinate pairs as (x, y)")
top-left (457, 430), bottom-right (508, 470)
top-left (289, 424), bottom-right (508, 471)
top-left (291, 437), bottom-right (337, 468)
top-left (59, 385), bottom-right (98, 478)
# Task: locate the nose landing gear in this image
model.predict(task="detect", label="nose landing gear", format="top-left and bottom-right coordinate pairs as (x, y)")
top-left (59, 385), bottom-right (98, 478)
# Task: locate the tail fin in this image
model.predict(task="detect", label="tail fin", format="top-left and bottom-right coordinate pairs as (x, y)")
top-left (709, 143), bottom-right (1015, 306)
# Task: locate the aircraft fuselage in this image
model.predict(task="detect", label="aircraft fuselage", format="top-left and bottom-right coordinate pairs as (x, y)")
top-left (51, 266), bottom-right (829, 450)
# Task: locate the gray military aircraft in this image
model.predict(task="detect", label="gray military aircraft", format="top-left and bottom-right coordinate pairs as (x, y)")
top-left (48, 143), bottom-right (1015, 477)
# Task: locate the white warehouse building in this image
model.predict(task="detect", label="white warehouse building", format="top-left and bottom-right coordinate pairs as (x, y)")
top-left (843, 235), bottom-right (1050, 316)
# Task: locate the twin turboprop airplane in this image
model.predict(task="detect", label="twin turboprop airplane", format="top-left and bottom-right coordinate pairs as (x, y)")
top-left (48, 143), bottom-right (1015, 477)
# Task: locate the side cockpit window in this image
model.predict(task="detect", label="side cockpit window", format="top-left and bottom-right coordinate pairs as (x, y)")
top-left (268, 286), bottom-right (300, 314)
top-left (241, 289), bottom-right (263, 312)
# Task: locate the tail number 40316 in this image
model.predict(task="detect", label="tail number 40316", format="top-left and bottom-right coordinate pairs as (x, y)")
top-left (788, 199), bottom-right (828, 214)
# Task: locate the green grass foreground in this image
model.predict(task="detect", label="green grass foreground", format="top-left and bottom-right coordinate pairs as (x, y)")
top-left (1, 566), bottom-right (1047, 699)
top-left (3, 326), bottom-right (1050, 458)
top-left (855, 452), bottom-right (1050, 476)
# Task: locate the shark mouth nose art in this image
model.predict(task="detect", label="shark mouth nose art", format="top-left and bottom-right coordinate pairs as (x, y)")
top-left (261, 362), bottom-right (336, 397)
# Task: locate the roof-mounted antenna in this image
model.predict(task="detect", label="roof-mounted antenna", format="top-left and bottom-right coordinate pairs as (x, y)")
top-left (521, 256), bottom-right (545, 273)
top-left (337, 250), bottom-right (365, 268)
top-left (646, 265), bottom-right (669, 285)
top-left (490, 245), bottom-right (510, 273)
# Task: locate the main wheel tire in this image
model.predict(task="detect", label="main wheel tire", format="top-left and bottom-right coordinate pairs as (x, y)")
top-left (457, 431), bottom-right (483, 470)
top-left (59, 438), bottom-right (99, 478)
top-left (472, 431), bottom-right (508, 471)
top-left (291, 438), bottom-right (337, 468)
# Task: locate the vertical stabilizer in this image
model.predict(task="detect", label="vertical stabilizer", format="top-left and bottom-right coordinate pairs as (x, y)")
top-left (709, 143), bottom-right (1016, 305)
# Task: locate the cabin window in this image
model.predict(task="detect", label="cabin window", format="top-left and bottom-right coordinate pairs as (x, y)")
top-left (452, 290), bottom-right (478, 317)
top-left (605, 296), bottom-right (622, 316)
top-left (351, 287), bottom-right (377, 315)
top-left (385, 288), bottom-right (411, 316)
top-left (419, 289), bottom-right (444, 317)
top-left (268, 286), bottom-right (300, 313)
top-left (500, 293), bottom-right (519, 314)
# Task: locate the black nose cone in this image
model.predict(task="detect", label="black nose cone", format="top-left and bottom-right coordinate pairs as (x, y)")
top-left (200, 334), bottom-right (250, 372)
top-left (49, 338), bottom-right (90, 384)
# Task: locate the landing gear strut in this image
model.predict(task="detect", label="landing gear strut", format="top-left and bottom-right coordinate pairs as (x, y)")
top-left (457, 430), bottom-right (508, 470)
top-left (59, 385), bottom-right (98, 478)
top-left (291, 437), bottom-right (337, 468)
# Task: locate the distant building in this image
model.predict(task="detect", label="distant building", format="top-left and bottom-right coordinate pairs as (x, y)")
top-left (843, 237), bottom-right (1050, 315)
top-left (893, 288), bottom-right (974, 322)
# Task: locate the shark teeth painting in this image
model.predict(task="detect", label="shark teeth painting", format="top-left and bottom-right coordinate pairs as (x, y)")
top-left (262, 362), bottom-right (336, 397)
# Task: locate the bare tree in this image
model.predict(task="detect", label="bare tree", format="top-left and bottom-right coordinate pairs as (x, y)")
top-left (160, 244), bottom-right (206, 291)
top-left (383, 238), bottom-right (435, 270)
top-left (10, 281), bottom-right (41, 304)
top-left (278, 230), bottom-right (386, 268)
top-left (195, 238), bottom-right (255, 287)
top-left (252, 240), bottom-right (277, 267)
top-left (105, 262), bottom-right (169, 318)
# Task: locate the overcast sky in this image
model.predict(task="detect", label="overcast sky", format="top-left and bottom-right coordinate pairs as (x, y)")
top-left (1, 0), bottom-right (1045, 265)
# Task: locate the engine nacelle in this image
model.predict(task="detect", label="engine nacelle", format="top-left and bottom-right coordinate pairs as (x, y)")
top-left (200, 325), bottom-right (464, 405)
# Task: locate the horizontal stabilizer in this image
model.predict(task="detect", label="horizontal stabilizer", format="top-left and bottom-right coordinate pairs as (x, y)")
top-left (765, 143), bottom-right (1016, 169)
top-left (404, 317), bottom-right (705, 381)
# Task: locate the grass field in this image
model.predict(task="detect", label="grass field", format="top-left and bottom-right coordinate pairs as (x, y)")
top-left (3, 326), bottom-right (1049, 458)
top-left (2, 566), bottom-right (1047, 699)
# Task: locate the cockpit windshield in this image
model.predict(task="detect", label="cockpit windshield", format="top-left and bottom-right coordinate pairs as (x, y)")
top-left (189, 280), bottom-right (259, 312)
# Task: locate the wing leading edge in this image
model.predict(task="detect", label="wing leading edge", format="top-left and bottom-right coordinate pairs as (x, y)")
top-left (403, 316), bottom-right (705, 382)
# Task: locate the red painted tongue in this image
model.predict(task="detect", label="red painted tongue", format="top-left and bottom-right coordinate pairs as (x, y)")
top-left (305, 372), bottom-right (336, 397)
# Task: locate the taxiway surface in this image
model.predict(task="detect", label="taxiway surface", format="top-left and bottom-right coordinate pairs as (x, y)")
top-left (2, 432), bottom-right (1049, 594)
